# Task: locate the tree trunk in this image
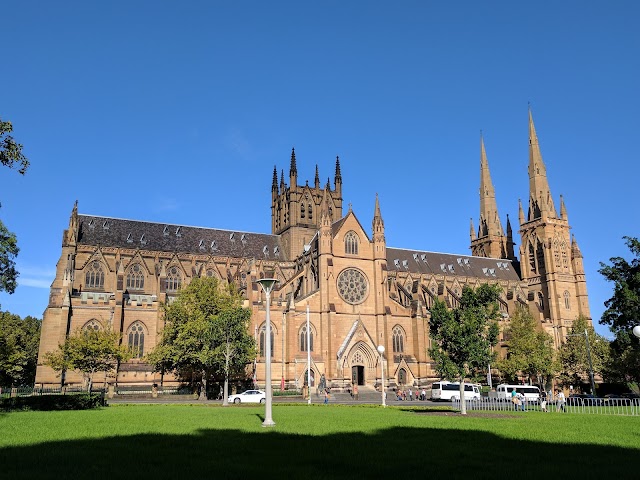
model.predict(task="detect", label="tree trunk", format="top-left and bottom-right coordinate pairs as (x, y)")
top-left (88, 373), bottom-right (93, 394)
top-left (199, 370), bottom-right (207, 401)
top-left (459, 378), bottom-right (467, 415)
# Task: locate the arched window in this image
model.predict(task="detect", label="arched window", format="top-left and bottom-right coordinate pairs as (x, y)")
top-left (126, 264), bottom-right (145, 290)
top-left (166, 266), bottom-right (182, 292)
top-left (85, 261), bottom-right (104, 289)
top-left (82, 319), bottom-right (102, 332)
top-left (345, 231), bottom-right (359, 255)
top-left (537, 292), bottom-right (544, 310)
top-left (127, 322), bottom-right (145, 358)
top-left (300, 203), bottom-right (305, 218)
top-left (308, 204), bottom-right (313, 221)
top-left (528, 243), bottom-right (537, 274)
top-left (398, 368), bottom-right (407, 385)
top-left (392, 326), bottom-right (405, 353)
top-left (564, 291), bottom-right (571, 310)
top-left (259, 324), bottom-right (274, 358)
top-left (300, 324), bottom-right (314, 352)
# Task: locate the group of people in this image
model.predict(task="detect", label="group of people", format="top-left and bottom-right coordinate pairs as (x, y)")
top-left (511, 388), bottom-right (566, 412)
top-left (395, 388), bottom-right (427, 401)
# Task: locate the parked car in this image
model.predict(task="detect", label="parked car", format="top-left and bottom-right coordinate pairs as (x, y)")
top-left (228, 389), bottom-right (266, 404)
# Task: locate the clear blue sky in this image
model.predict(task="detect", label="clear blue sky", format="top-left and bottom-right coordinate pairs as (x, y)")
top-left (1, 1), bottom-right (638, 338)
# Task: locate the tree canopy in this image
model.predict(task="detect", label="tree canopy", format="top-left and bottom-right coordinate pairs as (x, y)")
top-left (0, 118), bottom-right (29, 175)
top-left (0, 311), bottom-right (41, 386)
top-left (43, 327), bottom-right (130, 392)
top-left (0, 117), bottom-right (28, 295)
top-left (428, 283), bottom-right (501, 414)
top-left (496, 307), bottom-right (556, 386)
top-left (598, 236), bottom-right (640, 387)
top-left (558, 315), bottom-right (610, 392)
top-left (147, 277), bottom-right (255, 401)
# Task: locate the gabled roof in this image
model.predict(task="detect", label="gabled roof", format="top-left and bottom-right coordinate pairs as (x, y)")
top-left (331, 211), bottom-right (371, 241)
top-left (386, 247), bottom-right (520, 281)
top-left (77, 215), bottom-right (287, 261)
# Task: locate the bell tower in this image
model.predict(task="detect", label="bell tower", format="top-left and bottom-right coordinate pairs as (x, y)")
top-left (271, 149), bottom-right (343, 259)
top-left (518, 109), bottom-right (591, 344)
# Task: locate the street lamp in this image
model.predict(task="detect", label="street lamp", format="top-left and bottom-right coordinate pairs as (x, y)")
top-left (306, 304), bottom-right (311, 405)
top-left (257, 278), bottom-right (277, 428)
top-left (633, 326), bottom-right (640, 340)
top-left (377, 345), bottom-right (386, 408)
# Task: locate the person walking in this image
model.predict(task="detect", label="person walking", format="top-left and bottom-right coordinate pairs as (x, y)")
top-left (556, 389), bottom-right (566, 412)
top-left (540, 389), bottom-right (548, 412)
top-left (324, 389), bottom-right (330, 405)
top-left (353, 384), bottom-right (359, 401)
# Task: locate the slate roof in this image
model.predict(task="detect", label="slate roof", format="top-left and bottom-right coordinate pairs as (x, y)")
top-left (386, 247), bottom-right (521, 281)
top-left (77, 215), bottom-right (287, 260)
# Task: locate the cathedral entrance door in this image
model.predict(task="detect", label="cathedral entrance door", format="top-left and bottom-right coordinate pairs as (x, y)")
top-left (351, 365), bottom-right (365, 386)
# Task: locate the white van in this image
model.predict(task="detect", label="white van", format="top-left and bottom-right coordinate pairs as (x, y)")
top-left (495, 384), bottom-right (541, 403)
top-left (431, 382), bottom-right (481, 401)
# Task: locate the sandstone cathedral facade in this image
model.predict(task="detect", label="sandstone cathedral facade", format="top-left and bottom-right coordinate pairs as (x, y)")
top-left (35, 111), bottom-right (591, 390)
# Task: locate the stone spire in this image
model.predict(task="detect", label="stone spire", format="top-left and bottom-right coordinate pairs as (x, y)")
top-left (280, 169), bottom-right (285, 190)
top-left (272, 166), bottom-right (278, 194)
top-left (528, 108), bottom-right (557, 221)
top-left (469, 218), bottom-right (476, 241)
top-left (314, 164), bottom-right (320, 189)
top-left (518, 198), bottom-right (525, 226)
top-left (334, 155), bottom-right (342, 194)
top-left (571, 234), bottom-right (583, 259)
top-left (372, 193), bottom-right (384, 232)
top-left (64, 200), bottom-right (79, 246)
top-left (478, 135), bottom-right (504, 237)
top-left (289, 147), bottom-right (297, 188)
top-left (560, 194), bottom-right (568, 222)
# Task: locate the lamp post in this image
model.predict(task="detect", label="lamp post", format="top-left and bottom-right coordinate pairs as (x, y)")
top-left (377, 345), bottom-right (386, 407)
top-left (257, 278), bottom-right (277, 428)
top-left (306, 304), bottom-right (312, 405)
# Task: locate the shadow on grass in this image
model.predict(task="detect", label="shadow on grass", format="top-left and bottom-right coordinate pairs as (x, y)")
top-left (1, 425), bottom-right (636, 479)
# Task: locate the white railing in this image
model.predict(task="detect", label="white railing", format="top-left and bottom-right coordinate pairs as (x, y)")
top-left (451, 397), bottom-right (640, 416)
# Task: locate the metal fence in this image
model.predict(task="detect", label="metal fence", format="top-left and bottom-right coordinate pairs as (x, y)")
top-left (451, 397), bottom-right (640, 416)
top-left (0, 386), bottom-right (92, 398)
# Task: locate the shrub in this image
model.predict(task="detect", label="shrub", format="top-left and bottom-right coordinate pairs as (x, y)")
top-left (0, 393), bottom-right (106, 412)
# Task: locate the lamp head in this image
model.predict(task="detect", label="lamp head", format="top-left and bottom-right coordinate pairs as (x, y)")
top-left (377, 345), bottom-right (385, 354)
top-left (257, 278), bottom-right (278, 294)
top-left (633, 325), bottom-right (640, 339)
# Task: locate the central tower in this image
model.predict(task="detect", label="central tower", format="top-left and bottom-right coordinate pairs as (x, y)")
top-left (271, 148), bottom-right (343, 258)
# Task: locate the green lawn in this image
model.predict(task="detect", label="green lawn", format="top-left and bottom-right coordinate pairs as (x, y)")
top-left (1, 404), bottom-right (638, 479)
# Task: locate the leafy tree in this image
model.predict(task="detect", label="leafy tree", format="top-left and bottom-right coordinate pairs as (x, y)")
top-left (598, 236), bottom-right (640, 388)
top-left (428, 283), bottom-right (501, 414)
top-left (147, 277), bottom-right (255, 402)
top-left (0, 220), bottom-right (19, 294)
top-left (43, 328), bottom-right (131, 393)
top-left (0, 117), bottom-right (29, 295)
top-left (558, 315), bottom-right (610, 392)
top-left (0, 118), bottom-right (29, 174)
top-left (496, 307), bottom-right (556, 386)
top-left (0, 311), bottom-right (41, 386)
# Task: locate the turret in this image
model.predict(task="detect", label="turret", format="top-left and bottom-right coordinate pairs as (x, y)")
top-left (289, 147), bottom-right (297, 187)
top-left (334, 156), bottom-right (342, 195)
top-left (372, 194), bottom-right (386, 259)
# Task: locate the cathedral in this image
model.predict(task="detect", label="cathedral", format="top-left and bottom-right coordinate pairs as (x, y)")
top-left (35, 111), bottom-right (591, 390)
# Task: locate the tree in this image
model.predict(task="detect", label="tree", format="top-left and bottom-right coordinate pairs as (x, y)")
top-left (496, 307), bottom-right (556, 386)
top-left (0, 117), bottom-right (29, 295)
top-left (0, 118), bottom-right (29, 174)
top-left (428, 283), bottom-right (501, 414)
top-left (0, 311), bottom-right (41, 386)
top-left (0, 220), bottom-right (19, 294)
top-left (211, 308), bottom-right (254, 406)
top-left (147, 277), bottom-right (255, 402)
top-left (558, 316), bottom-right (610, 392)
top-left (43, 328), bottom-right (131, 392)
top-left (598, 236), bottom-right (640, 388)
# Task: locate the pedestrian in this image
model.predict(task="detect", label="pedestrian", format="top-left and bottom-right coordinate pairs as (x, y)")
top-left (540, 389), bottom-right (548, 412)
top-left (324, 389), bottom-right (330, 405)
top-left (511, 388), bottom-right (518, 411)
top-left (353, 384), bottom-right (359, 401)
top-left (518, 392), bottom-right (526, 411)
top-left (556, 389), bottom-right (566, 412)
top-left (421, 388), bottom-right (426, 401)
top-left (408, 388), bottom-right (413, 401)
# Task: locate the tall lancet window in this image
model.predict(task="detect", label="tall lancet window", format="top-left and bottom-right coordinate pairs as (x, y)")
top-left (345, 231), bottom-right (359, 255)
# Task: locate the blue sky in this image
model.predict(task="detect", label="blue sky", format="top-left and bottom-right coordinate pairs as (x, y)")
top-left (1, 1), bottom-right (638, 338)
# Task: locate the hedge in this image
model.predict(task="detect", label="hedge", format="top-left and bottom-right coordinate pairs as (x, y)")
top-left (0, 393), bottom-right (106, 412)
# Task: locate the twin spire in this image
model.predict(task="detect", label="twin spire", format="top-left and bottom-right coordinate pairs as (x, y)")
top-left (528, 109), bottom-right (556, 221)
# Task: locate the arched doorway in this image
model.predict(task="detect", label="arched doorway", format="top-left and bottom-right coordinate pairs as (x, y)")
top-left (398, 368), bottom-right (407, 386)
top-left (345, 342), bottom-right (377, 386)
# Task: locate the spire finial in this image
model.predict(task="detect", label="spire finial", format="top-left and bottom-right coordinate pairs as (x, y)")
top-left (272, 165), bottom-right (278, 191)
top-left (314, 164), bottom-right (320, 188)
top-left (289, 147), bottom-right (297, 178)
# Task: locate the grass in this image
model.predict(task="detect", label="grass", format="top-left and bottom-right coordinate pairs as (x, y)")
top-left (1, 404), bottom-right (638, 479)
